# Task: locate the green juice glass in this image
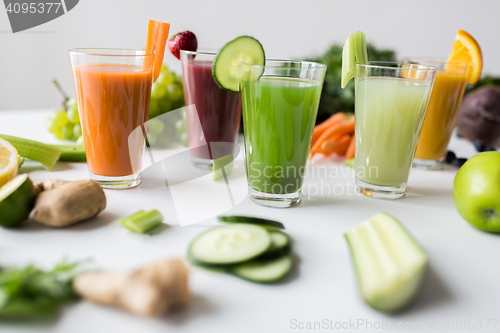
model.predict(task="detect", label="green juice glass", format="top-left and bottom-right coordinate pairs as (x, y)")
top-left (241, 60), bottom-right (326, 208)
top-left (354, 62), bottom-right (436, 199)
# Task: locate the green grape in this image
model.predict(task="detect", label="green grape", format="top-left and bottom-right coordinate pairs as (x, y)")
top-left (180, 132), bottom-right (189, 147)
top-left (53, 127), bottom-right (63, 140)
top-left (157, 70), bottom-right (175, 86)
top-left (147, 118), bottom-right (165, 135)
top-left (67, 107), bottom-right (80, 124)
top-left (54, 110), bottom-right (68, 126)
top-left (175, 119), bottom-right (187, 133)
top-left (73, 124), bottom-right (82, 138)
top-left (151, 83), bottom-right (166, 99)
top-left (66, 97), bottom-right (78, 111)
top-left (45, 114), bottom-right (56, 130)
top-left (76, 136), bottom-right (85, 146)
top-left (158, 98), bottom-right (172, 113)
top-left (62, 124), bottom-right (75, 141)
top-left (166, 82), bottom-right (183, 101)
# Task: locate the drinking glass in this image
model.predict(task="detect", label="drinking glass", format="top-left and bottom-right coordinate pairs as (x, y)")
top-left (69, 48), bottom-right (153, 189)
top-left (354, 61), bottom-right (436, 199)
top-left (180, 50), bottom-right (242, 169)
top-left (403, 59), bottom-right (469, 170)
top-left (241, 60), bottom-right (326, 208)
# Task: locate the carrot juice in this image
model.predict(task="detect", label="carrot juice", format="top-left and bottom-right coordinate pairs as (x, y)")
top-left (414, 69), bottom-right (467, 166)
top-left (71, 62), bottom-right (152, 184)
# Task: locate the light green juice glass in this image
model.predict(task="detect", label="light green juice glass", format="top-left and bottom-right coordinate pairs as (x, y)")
top-left (241, 60), bottom-right (326, 208)
top-left (354, 62), bottom-right (436, 199)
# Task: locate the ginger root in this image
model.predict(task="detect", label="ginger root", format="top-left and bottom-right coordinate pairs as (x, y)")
top-left (32, 179), bottom-right (106, 227)
top-left (73, 259), bottom-right (190, 317)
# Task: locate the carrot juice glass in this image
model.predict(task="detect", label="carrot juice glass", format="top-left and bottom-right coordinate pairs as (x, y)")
top-left (69, 49), bottom-right (153, 189)
top-left (403, 59), bottom-right (469, 170)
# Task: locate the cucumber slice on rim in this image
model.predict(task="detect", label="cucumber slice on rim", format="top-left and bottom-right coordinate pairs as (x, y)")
top-left (188, 224), bottom-right (271, 265)
top-left (0, 174), bottom-right (36, 227)
top-left (257, 231), bottom-right (291, 260)
top-left (218, 215), bottom-right (285, 230)
top-left (230, 255), bottom-right (293, 283)
top-left (345, 212), bottom-right (428, 313)
top-left (341, 31), bottom-right (368, 89)
top-left (212, 36), bottom-right (265, 92)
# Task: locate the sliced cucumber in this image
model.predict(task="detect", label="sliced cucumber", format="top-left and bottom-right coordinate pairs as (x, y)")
top-left (212, 36), bottom-right (265, 92)
top-left (212, 154), bottom-right (233, 181)
top-left (189, 224), bottom-right (271, 265)
top-left (345, 212), bottom-right (428, 313)
top-left (0, 174), bottom-right (36, 227)
top-left (230, 255), bottom-right (293, 283)
top-left (257, 231), bottom-right (291, 260)
top-left (341, 31), bottom-right (367, 89)
top-left (218, 215), bottom-right (284, 230)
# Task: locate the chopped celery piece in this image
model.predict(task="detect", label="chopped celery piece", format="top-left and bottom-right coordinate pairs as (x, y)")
top-left (118, 209), bottom-right (163, 234)
top-left (0, 134), bottom-right (61, 171)
top-left (345, 158), bottom-right (355, 168)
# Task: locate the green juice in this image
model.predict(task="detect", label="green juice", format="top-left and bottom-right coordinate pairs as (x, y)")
top-left (242, 77), bottom-right (322, 194)
top-left (355, 77), bottom-right (432, 186)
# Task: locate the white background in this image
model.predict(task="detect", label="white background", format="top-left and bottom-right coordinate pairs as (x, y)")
top-left (1, 0), bottom-right (499, 110)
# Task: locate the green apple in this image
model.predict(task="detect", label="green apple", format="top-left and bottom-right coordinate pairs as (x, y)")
top-left (452, 151), bottom-right (500, 232)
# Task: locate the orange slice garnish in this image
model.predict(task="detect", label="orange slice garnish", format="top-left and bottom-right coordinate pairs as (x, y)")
top-left (446, 29), bottom-right (483, 85)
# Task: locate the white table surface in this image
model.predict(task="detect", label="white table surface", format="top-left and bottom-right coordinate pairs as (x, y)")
top-left (1, 109), bottom-right (499, 333)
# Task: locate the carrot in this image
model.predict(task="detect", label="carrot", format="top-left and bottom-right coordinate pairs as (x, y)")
top-left (144, 19), bottom-right (171, 82)
top-left (346, 134), bottom-right (356, 159)
top-left (320, 134), bottom-right (352, 155)
top-left (310, 116), bottom-right (355, 157)
top-left (311, 113), bottom-right (346, 146)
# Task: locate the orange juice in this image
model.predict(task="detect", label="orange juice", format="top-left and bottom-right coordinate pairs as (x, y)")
top-left (72, 64), bottom-right (152, 177)
top-left (415, 69), bottom-right (467, 162)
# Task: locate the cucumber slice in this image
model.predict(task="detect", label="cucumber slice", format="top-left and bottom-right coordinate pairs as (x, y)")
top-left (212, 154), bottom-right (233, 181)
top-left (257, 231), bottom-right (291, 260)
top-left (212, 36), bottom-right (265, 92)
top-left (341, 31), bottom-right (367, 89)
top-left (0, 174), bottom-right (36, 227)
top-left (345, 213), bottom-right (428, 313)
top-left (230, 255), bottom-right (293, 283)
top-left (189, 224), bottom-right (271, 265)
top-left (218, 215), bottom-right (285, 230)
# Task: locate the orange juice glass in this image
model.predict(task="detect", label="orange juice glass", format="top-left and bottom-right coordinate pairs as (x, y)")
top-left (69, 49), bottom-right (153, 189)
top-left (404, 59), bottom-right (469, 170)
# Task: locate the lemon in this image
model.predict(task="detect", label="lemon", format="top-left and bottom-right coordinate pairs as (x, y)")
top-left (0, 138), bottom-right (19, 188)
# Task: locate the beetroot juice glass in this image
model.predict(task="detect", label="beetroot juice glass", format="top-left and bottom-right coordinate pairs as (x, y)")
top-left (180, 50), bottom-right (241, 169)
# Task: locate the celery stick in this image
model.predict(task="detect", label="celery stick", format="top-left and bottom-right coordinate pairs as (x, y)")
top-left (49, 144), bottom-right (86, 162)
top-left (0, 134), bottom-right (61, 171)
top-left (117, 210), bottom-right (163, 234)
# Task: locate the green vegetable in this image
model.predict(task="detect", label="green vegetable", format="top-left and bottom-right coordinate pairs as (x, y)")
top-left (229, 255), bottom-right (293, 283)
top-left (0, 260), bottom-right (82, 320)
top-left (49, 144), bottom-right (86, 162)
top-left (257, 231), bottom-right (291, 260)
top-left (345, 213), bottom-right (428, 313)
top-left (218, 215), bottom-right (285, 230)
top-left (117, 209), bottom-right (163, 234)
top-left (212, 154), bottom-right (233, 181)
top-left (345, 158), bottom-right (355, 168)
top-left (0, 134), bottom-right (61, 171)
top-left (307, 43), bottom-right (396, 123)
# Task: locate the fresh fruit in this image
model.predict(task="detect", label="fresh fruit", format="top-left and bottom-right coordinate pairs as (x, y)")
top-left (345, 213), bottom-right (428, 313)
top-left (144, 19), bottom-right (171, 82)
top-left (0, 134), bottom-right (61, 171)
top-left (218, 215), bottom-right (285, 230)
top-left (0, 138), bottom-right (19, 188)
top-left (0, 174), bottom-right (36, 227)
top-left (212, 154), bottom-right (233, 181)
top-left (457, 86), bottom-right (500, 144)
top-left (341, 31), bottom-right (368, 89)
top-left (168, 31), bottom-right (198, 60)
top-left (47, 81), bottom-right (81, 142)
top-left (229, 255), bottom-right (293, 283)
top-left (452, 151), bottom-right (500, 232)
top-left (446, 29), bottom-right (483, 85)
top-left (212, 36), bottom-right (265, 92)
top-left (188, 224), bottom-right (271, 265)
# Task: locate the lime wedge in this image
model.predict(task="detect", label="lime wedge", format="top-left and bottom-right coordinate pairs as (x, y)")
top-left (212, 36), bottom-right (265, 92)
top-left (341, 31), bottom-right (368, 89)
top-left (212, 154), bottom-right (234, 181)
